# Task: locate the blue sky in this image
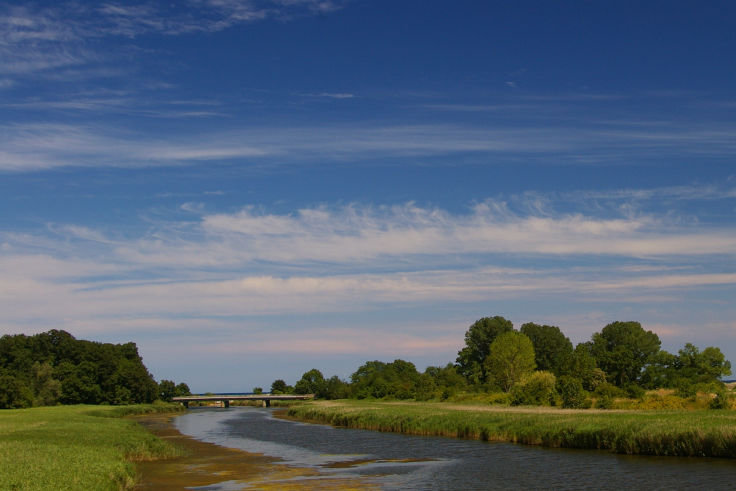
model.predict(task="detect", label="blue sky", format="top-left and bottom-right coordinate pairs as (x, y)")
top-left (1, 0), bottom-right (735, 392)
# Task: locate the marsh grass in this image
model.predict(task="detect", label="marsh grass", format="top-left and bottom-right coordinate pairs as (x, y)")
top-left (288, 400), bottom-right (736, 458)
top-left (0, 403), bottom-right (184, 490)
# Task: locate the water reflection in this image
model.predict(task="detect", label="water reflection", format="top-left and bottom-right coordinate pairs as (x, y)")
top-left (175, 407), bottom-right (736, 490)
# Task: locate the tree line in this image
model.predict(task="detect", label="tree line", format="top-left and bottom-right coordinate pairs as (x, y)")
top-left (277, 317), bottom-right (731, 408)
top-left (0, 330), bottom-right (190, 409)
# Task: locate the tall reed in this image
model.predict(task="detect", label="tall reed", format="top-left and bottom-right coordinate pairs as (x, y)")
top-left (287, 401), bottom-right (736, 458)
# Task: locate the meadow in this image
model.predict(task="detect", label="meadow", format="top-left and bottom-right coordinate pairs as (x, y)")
top-left (0, 403), bottom-right (184, 490)
top-left (287, 400), bottom-right (736, 458)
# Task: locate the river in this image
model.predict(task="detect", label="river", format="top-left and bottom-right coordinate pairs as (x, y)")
top-left (174, 407), bottom-right (736, 490)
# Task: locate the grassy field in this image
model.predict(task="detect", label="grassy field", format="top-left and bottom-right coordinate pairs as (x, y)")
top-left (287, 400), bottom-right (736, 458)
top-left (0, 403), bottom-right (185, 490)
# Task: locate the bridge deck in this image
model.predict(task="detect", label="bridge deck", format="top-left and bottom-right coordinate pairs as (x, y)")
top-left (172, 394), bottom-right (314, 407)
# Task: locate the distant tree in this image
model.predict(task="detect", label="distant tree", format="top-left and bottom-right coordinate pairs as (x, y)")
top-left (111, 357), bottom-right (158, 404)
top-left (253, 387), bottom-right (263, 395)
top-left (519, 323), bottom-right (573, 375)
top-left (295, 369), bottom-right (326, 396)
top-left (590, 321), bottom-right (661, 387)
top-left (0, 370), bottom-right (33, 409)
top-left (270, 379), bottom-right (288, 394)
top-left (32, 361), bottom-right (61, 406)
top-left (175, 382), bottom-right (191, 397)
top-left (640, 350), bottom-right (678, 389)
top-left (456, 316), bottom-right (514, 384)
top-left (565, 343), bottom-right (606, 391)
top-left (675, 344), bottom-right (732, 384)
top-left (350, 360), bottom-right (420, 399)
top-left (158, 380), bottom-right (177, 402)
top-left (323, 375), bottom-right (351, 399)
top-left (417, 364), bottom-right (467, 401)
top-left (556, 376), bottom-right (587, 409)
top-left (484, 331), bottom-right (536, 392)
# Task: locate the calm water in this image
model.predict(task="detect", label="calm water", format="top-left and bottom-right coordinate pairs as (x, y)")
top-left (175, 407), bottom-right (736, 490)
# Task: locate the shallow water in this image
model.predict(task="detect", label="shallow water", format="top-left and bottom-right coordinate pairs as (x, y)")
top-left (175, 407), bottom-right (736, 490)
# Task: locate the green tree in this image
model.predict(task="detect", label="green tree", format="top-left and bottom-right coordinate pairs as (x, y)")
top-left (295, 369), bottom-right (326, 396)
top-left (484, 331), bottom-right (536, 392)
top-left (590, 321), bottom-right (661, 387)
top-left (270, 379), bottom-right (289, 394)
top-left (158, 380), bottom-right (177, 402)
top-left (556, 376), bottom-right (588, 409)
top-left (676, 344), bottom-right (732, 384)
top-left (323, 375), bottom-right (351, 399)
top-left (640, 350), bottom-right (677, 389)
top-left (519, 323), bottom-right (573, 375)
top-left (350, 360), bottom-right (420, 399)
top-left (456, 316), bottom-right (514, 384)
top-left (565, 343), bottom-right (606, 391)
top-left (0, 370), bottom-right (33, 409)
top-left (511, 371), bottom-right (557, 406)
top-left (417, 364), bottom-right (467, 400)
top-left (175, 382), bottom-right (191, 396)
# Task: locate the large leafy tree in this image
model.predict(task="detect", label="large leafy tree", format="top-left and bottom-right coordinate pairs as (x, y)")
top-left (456, 316), bottom-right (514, 384)
top-left (519, 323), bottom-right (573, 375)
top-left (484, 331), bottom-right (536, 392)
top-left (0, 330), bottom-right (171, 408)
top-left (675, 344), bottom-right (731, 384)
top-left (590, 321), bottom-right (661, 387)
top-left (295, 369), bottom-right (326, 396)
top-left (350, 359), bottom-right (420, 399)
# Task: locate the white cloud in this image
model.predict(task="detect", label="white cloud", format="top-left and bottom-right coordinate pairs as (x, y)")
top-left (0, 1), bottom-right (348, 85)
top-left (6, 120), bottom-right (736, 172)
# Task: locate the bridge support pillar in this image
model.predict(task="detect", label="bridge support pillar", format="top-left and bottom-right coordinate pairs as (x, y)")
top-left (265, 399), bottom-right (271, 408)
top-left (224, 400), bottom-right (230, 408)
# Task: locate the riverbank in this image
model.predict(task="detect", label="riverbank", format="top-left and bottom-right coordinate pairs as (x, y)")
top-left (287, 400), bottom-right (736, 458)
top-left (0, 403), bottom-right (184, 490)
top-left (135, 409), bottom-right (382, 489)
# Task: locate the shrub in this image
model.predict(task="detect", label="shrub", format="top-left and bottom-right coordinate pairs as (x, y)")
top-left (594, 383), bottom-right (624, 409)
top-left (710, 389), bottom-right (730, 410)
top-left (556, 376), bottom-right (588, 409)
top-left (624, 383), bottom-right (645, 400)
top-left (511, 371), bottom-right (557, 406)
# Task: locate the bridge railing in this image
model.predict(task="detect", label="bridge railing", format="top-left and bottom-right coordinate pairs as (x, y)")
top-left (172, 394), bottom-right (315, 408)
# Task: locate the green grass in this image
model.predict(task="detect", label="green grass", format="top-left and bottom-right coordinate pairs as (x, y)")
top-left (0, 403), bottom-right (185, 490)
top-left (287, 400), bottom-right (736, 458)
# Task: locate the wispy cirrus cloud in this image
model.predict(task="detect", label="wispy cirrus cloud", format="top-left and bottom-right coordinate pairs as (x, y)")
top-left (2, 195), bottom-right (735, 380)
top-left (4, 120), bottom-right (736, 172)
top-left (0, 1), bottom-right (348, 84)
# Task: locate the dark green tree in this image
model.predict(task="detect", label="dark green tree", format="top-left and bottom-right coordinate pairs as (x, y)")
top-left (519, 323), bottom-right (573, 375)
top-left (175, 382), bottom-right (191, 397)
top-left (295, 369), bottom-right (326, 396)
top-left (417, 364), bottom-right (467, 400)
top-left (564, 342), bottom-right (606, 391)
top-left (676, 344), bottom-right (732, 384)
top-left (0, 370), bottom-right (33, 409)
top-left (350, 360), bottom-right (420, 399)
top-left (158, 380), bottom-right (177, 402)
top-left (456, 316), bottom-right (514, 384)
top-left (590, 321), bottom-right (661, 387)
top-left (556, 375), bottom-right (587, 409)
top-left (270, 379), bottom-right (289, 394)
top-left (323, 375), bottom-right (351, 399)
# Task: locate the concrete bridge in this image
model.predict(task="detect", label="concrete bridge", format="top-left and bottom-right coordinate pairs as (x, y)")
top-left (172, 394), bottom-right (314, 408)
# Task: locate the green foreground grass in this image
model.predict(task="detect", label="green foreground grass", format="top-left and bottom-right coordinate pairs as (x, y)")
top-left (0, 403), bottom-right (185, 490)
top-left (288, 400), bottom-right (736, 458)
